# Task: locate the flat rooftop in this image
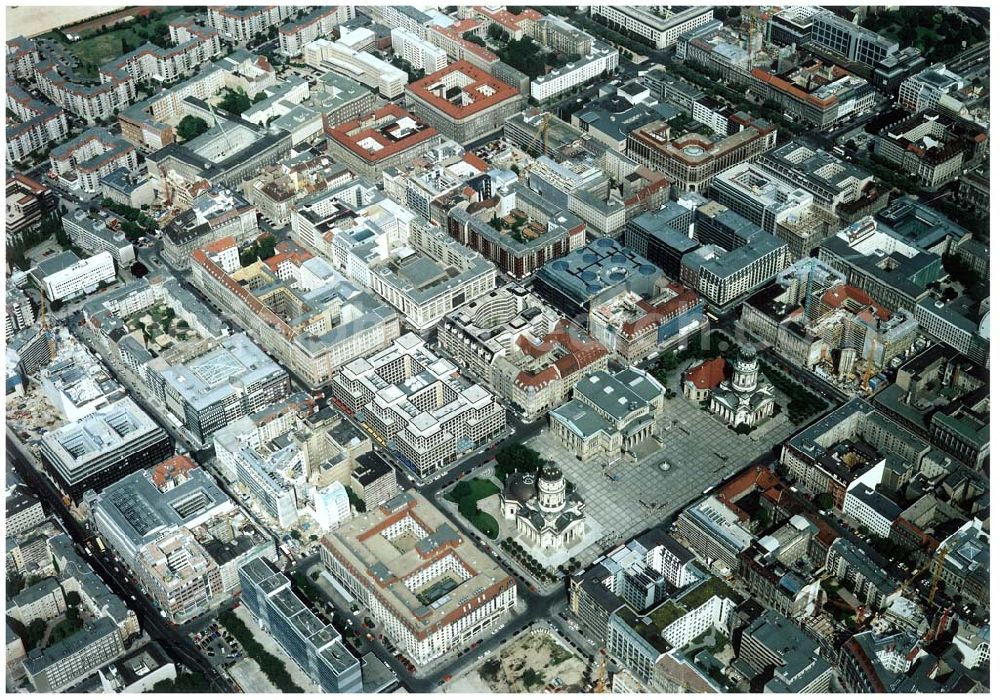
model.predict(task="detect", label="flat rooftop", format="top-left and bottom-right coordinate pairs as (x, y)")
top-left (322, 491), bottom-right (513, 637)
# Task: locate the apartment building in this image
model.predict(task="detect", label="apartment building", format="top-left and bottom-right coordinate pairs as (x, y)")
top-left (6, 35), bottom-right (41, 79)
top-left (49, 128), bottom-right (138, 193)
top-left (448, 183), bottom-right (587, 280)
top-left (207, 6), bottom-right (295, 43)
top-left (369, 6), bottom-right (437, 40)
top-left (34, 60), bottom-right (135, 123)
top-left (279, 6), bottom-right (354, 57)
top-left (6, 81), bottom-right (69, 163)
top-left (391, 28), bottom-right (448, 74)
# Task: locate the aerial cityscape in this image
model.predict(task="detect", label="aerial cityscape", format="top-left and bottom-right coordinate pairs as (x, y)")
top-left (4, 4), bottom-right (990, 694)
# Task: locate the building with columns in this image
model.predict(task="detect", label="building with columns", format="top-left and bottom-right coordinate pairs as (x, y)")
top-left (709, 345), bottom-right (775, 428)
top-left (501, 465), bottom-right (585, 552)
top-left (550, 368), bottom-right (665, 461)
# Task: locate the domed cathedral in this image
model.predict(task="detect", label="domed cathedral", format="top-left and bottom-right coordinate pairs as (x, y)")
top-left (709, 344), bottom-right (775, 428)
top-left (501, 465), bottom-right (585, 551)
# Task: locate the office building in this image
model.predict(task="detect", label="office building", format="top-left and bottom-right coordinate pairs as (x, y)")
top-left (710, 163), bottom-right (835, 258)
top-left (935, 520), bottom-right (989, 605)
top-left (810, 10), bottom-right (899, 67)
top-left (406, 61), bottom-right (525, 145)
top-left (155, 333), bottom-right (291, 443)
top-left (533, 238), bottom-right (664, 319)
top-left (22, 617), bottom-right (126, 693)
top-left (589, 6), bottom-right (714, 49)
top-left (331, 334), bottom-right (506, 478)
top-left (874, 110), bottom-right (987, 190)
top-left (817, 217), bottom-right (941, 313)
top-left (627, 118), bottom-right (777, 192)
top-left (756, 140), bottom-right (875, 214)
top-left (675, 496), bottom-right (754, 572)
top-left (303, 35), bottom-right (408, 99)
top-left (368, 222), bottom-right (497, 331)
top-left (32, 250), bottom-right (117, 303)
top-left (440, 284), bottom-right (609, 420)
top-left (736, 610), bottom-right (833, 692)
top-left (351, 455), bottom-right (398, 511)
top-left (240, 557), bottom-right (363, 692)
top-left (320, 491), bottom-right (517, 665)
top-left (5, 172), bottom-right (56, 242)
top-left (589, 285), bottom-right (704, 364)
top-left (190, 236), bottom-right (400, 389)
top-left (899, 63), bottom-right (965, 113)
top-left (325, 104), bottom-right (442, 180)
top-left (39, 397), bottom-right (172, 500)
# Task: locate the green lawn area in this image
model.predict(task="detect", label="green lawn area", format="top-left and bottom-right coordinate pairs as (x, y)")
top-left (444, 478), bottom-right (499, 503)
top-left (446, 478), bottom-right (501, 540)
top-left (679, 577), bottom-right (742, 610)
top-left (649, 601), bottom-right (686, 630)
top-left (66, 34), bottom-right (123, 77)
top-left (470, 510), bottom-right (499, 539)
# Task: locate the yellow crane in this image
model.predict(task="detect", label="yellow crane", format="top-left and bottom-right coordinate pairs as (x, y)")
top-left (891, 546), bottom-right (949, 604)
top-left (591, 649), bottom-right (608, 693)
top-left (530, 112), bottom-right (553, 158)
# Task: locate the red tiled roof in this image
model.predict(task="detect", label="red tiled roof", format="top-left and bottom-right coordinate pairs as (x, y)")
top-left (405, 61), bottom-right (520, 121)
top-left (326, 103), bottom-right (439, 163)
top-left (684, 357), bottom-right (726, 391)
top-left (150, 454), bottom-right (197, 489)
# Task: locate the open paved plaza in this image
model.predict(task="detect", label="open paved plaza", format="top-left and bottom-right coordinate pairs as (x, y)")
top-left (526, 385), bottom-right (800, 565)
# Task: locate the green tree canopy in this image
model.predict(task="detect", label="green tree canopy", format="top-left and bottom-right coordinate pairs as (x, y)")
top-left (176, 115), bottom-right (209, 141)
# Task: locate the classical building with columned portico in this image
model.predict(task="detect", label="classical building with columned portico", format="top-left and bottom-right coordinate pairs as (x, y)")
top-left (501, 465), bottom-right (585, 552)
top-left (709, 345), bottom-right (775, 428)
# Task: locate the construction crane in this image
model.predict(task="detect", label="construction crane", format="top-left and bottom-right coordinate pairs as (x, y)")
top-left (892, 546), bottom-right (949, 603)
top-left (927, 546), bottom-right (949, 605)
top-left (529, 112), bottom-right (554, 158)
top-left (591, 648), bottom-right (608, 693)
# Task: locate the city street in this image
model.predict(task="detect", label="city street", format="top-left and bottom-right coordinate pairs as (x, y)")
top-left (6, 433), bottom-right (238, 693)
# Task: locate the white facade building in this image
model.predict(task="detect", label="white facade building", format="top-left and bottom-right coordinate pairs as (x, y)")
top-left (39, 252), bottom-right (116, 302)
top-left (390, 28), bottom-right (448, 75)
top-left (530, 42), bottom-right (619, 101)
